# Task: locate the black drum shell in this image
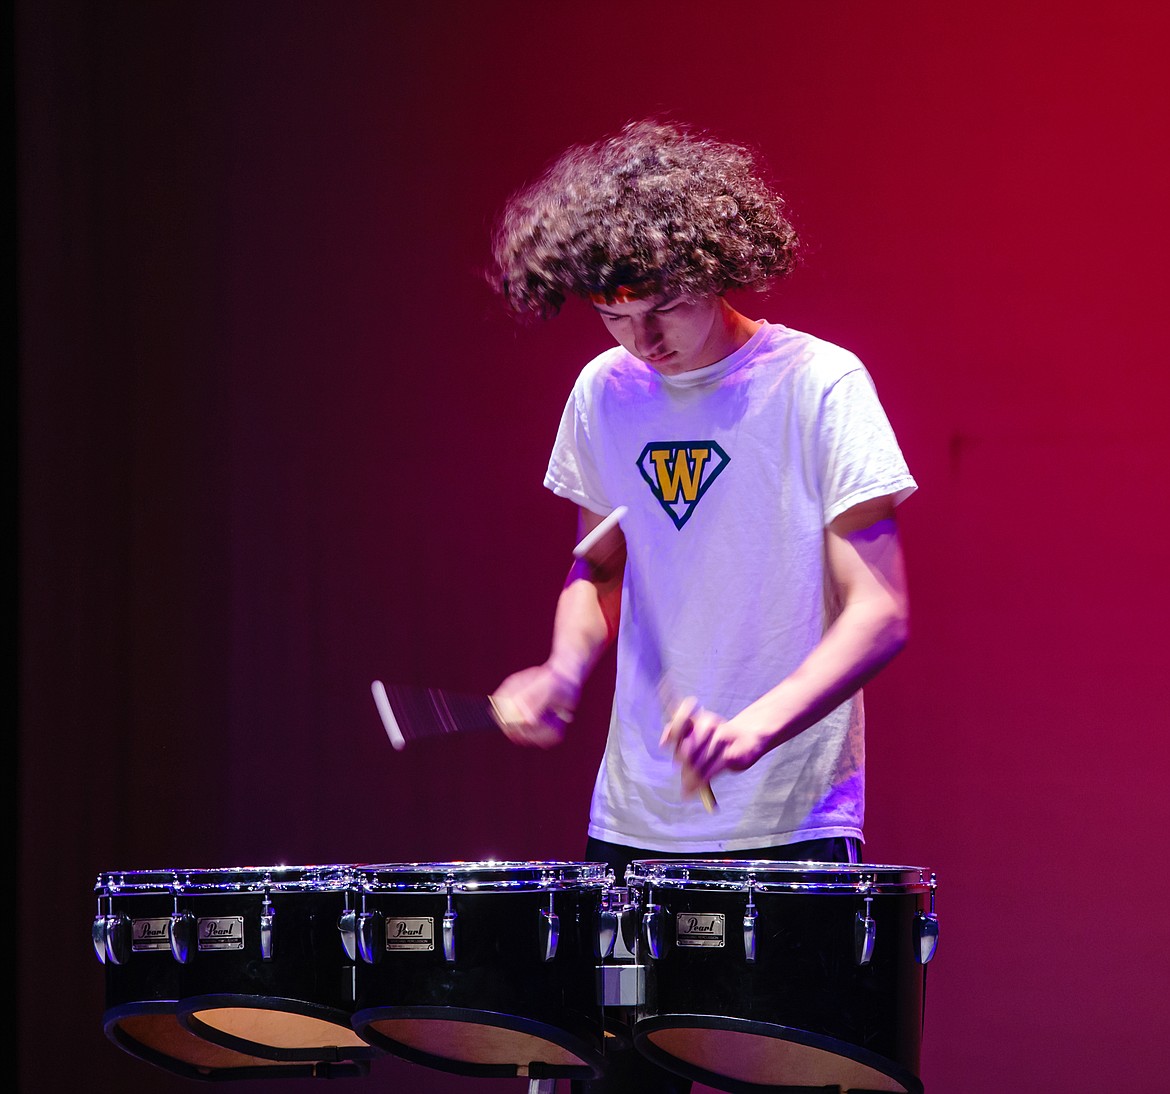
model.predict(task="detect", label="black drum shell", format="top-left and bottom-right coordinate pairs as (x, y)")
top-left (351, 863), bottom-right (610, 1078)
top-left (102, 887), bottom-right (184, 1011)
top-left (95, 867), bottom-right (375, 1074)
top-left (357, 887), bottom-right (599, 1016)
top-left (628, 862), bottom-right (932, 1093)
top-left (639, 886), bottom-right (924, 1068)
top-left (174, 885), bottom-right (356, 1018)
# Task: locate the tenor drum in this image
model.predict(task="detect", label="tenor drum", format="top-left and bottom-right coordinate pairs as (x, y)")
top-left (627, 860), bottom-right (939, 1094)
top-left (351, 861), bottom-right (612, 1080)
top-left (94, 866), bottom-right (374, 1079)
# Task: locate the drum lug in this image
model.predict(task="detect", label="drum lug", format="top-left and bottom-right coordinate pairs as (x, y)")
top-left (260, 898), bottom-right (275, 961)
top-left (442, 907), bottom-right (458, 963)
top-left (357, 911), bottom-right (384, 964)
top-left (104, 914), bottom-right (132, 966)
top-left (914, 910), bottom-right (939, 964)
top-left (92, 914), bottom-right (108, 964)
top-left (642, 904), bottom-right (666, 960)
top-left (169, 911), bottom-right (196, 964)
top-left (854, 897), bottom-right (876, 966)
top-left (540, 908), bottom-right (560, 962)
top-left (595, 905), bottom-right (618, 959)
top-left (597, 886), bottom-right (635, 959)
top-left (742, 900), bottom-right (758, 963)
top-left (337, 908), bottom-right (358, 962)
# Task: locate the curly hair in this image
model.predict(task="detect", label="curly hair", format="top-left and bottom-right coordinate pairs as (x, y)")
top-left (490, 120), bottom-right (799, 319)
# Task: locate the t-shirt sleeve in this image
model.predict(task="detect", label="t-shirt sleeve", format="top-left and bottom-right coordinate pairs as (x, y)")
top-left (817, 365), bottom-right (917, 525)
top-left (543, 381), bottom-right (613, 515)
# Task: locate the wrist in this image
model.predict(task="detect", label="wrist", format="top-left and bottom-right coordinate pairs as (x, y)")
top-left (732, 701), bottom-right (787, 755)
top-left (545, 655), bottom-right (587, 696)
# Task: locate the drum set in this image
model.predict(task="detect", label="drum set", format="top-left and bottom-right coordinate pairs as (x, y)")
top-left (93, 859), bottom-right (939, 1091)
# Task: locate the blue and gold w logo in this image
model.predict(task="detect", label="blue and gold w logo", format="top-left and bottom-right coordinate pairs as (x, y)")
top-left (636, 441), bottom-right (730, 529)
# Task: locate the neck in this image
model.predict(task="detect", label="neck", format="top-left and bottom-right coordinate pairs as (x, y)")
top-left (714, 299), bottom-right (762, 358)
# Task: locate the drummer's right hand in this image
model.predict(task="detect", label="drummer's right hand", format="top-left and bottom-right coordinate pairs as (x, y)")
top-left (491, 663), bottom-right (580, 748)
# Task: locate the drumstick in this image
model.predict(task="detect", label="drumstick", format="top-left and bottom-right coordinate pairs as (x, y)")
top-left (574, 508), bottom-right (717, 813)
top-left (371, 679), bottom-right (508, 750)
top-left (571, 505), bottom-right (629, 563)
top-left (372, 679), bottom-right (406, 749)
top-left (661, 693), bottom-right (719, 813)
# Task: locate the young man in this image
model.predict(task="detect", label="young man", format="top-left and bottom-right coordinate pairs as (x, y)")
top-left (489, 120), bottom-right (915, 1090)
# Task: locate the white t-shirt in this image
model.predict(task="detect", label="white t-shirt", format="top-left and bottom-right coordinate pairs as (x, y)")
top-left (545, 322), bottom-right (916, 852)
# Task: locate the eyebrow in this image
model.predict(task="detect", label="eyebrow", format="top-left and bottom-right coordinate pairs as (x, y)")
top-left (593, 294), bottom-right (678, 317)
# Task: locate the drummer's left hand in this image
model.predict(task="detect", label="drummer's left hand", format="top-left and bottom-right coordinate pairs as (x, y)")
top-left (660, 699), bottom-right (772, 795)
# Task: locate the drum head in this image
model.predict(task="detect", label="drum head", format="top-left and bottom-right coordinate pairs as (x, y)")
top-left (352, 1005), bottom-right (606, 1079)
top-left (96, 864), bottom-right (355, 895)
top-left (103, 1002), bottom-right (369, 1080)
top-left (179, 996), bottom-right (377, 1062)
top-left (634, 1016), bottom-right (923, 1094)
top-left (626, 859), bottom-right (933, 895)
top-left (171, 864), bottom-right (354, 892)
top-left (356, 860), bottom-right (610, 893)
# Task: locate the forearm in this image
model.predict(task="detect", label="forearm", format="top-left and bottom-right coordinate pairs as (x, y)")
top-left (733, 594), bottom-right (908, 751)
top-left (546, 559), bottom-right (621, 689)
top-left (672, 506), bottom-right (911, 782)
top-left (493, 507), bottom-right (625, 748)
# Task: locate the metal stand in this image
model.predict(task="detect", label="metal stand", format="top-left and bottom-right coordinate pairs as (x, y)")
top-left (527, 1080), bottom-right (557, 1094)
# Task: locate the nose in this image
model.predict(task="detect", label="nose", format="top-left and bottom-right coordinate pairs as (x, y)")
top-left (631, 316), bottom-right (663, 357)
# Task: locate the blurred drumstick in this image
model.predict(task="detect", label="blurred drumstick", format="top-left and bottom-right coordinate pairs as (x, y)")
top-left (372, 679), bottom-right (514, 750)
top-left (574, 507), bottom-right (717, 813)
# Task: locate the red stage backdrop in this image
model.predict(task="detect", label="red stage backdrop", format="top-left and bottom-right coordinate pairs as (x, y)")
top-left (18, 3), bottom-right (1170, 1092)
